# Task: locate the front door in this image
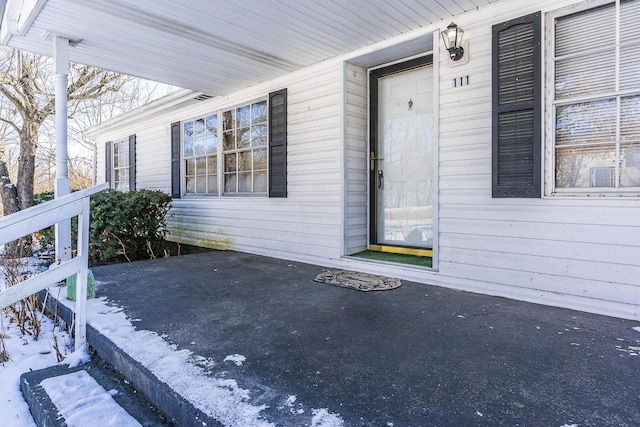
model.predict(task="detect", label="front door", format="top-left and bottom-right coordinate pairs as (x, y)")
top-left (370, 56), bottom-right (434, 253)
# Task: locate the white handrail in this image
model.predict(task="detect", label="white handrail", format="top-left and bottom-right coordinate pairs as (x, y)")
top-left (0, 182), bottom-right (108, 351)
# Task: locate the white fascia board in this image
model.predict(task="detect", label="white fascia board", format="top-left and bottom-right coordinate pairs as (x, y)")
top-left (1, 0), bottom-right (45, 44)
top-left (84, 89), bottom-right (205, 138)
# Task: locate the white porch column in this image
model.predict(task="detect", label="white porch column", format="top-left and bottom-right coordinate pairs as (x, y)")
top-left (53, 36), bottom-right (72, 262)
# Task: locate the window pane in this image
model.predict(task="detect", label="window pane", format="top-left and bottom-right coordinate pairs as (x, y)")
top-left (555, 51), bottom-right (615, 99)
top-left (223, 130), bottom-right (235, 151)
top-left (185, 158), bottom-right (195, 176)
top-left (207, 175), bottom-right (218, 194)
top-left (224, 173), bottom-right (237, 193)
top-left (621, 95), bottom-right (640, 141)
top-left (238, 127), bottom-right (251, 148)
top-left (238, 172), bottom-right (251, 192)
top-left (184, 121), bottom-right (194, 157)
top-left (251, 124), bottom-right (267, 146)
top-left (556, 144), bottom-right (616, 188)
top-left (238, 151), bottom-right (251, 171)
top-left (205, 114), bottom-right (218, 154)
top-left (556, 99), bottom-right (616, 145)
top-left (196, 176), bottom-right (206, 193)
top-left (186, 177), bottom-right (195, 193)
top-left (254, 172), bottom-right (267, 193)
top-left (115, 169), bottom-right (129, 192)
top-left (555, 3), bottom-right (614, 56)
top-left (252, 101), bottom-right (267, 123)
top-left (236, 105), bottom-right (250, 128)
top-left (223, 109), bottom-right (235, 131)
top-left (253, 148), bottom-right (267, 170)
top-left (196, 157), bottom-right (206, 176)
top-left (621, 143), bottom-right (640, 187)
top-left (621, 0), bottom-right (640, 44)
top-left (620, 44), bottom-right (640, 92)
top-left (195, 118), bottom-right (205, 156)
top-left (207, 155), bottom-right (217, 175)
top-left (225, 153), bottom-right (236, 172)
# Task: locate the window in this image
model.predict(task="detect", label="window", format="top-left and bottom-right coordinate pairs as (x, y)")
top-left (492, 12), bottom-right (542, 198)
top-left (548, 0), bottom-right (640, 194)
top-left (172, 89), bottom-right (287, 199)
top-left (105, 135), bottom-right (135, 191)
top-left (183, 115), bottom-right (218, 194)
top-left (223, 101), bottom-right (268, 194)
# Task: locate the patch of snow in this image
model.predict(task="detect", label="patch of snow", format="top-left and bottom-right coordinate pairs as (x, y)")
top-left (285, 395), bottom-right (297, 406)
top-left (281, 394), bottom-right (305, 415)
top-left (311, 409), bottom-right (344, 427)
top-left (476, 411), bottom-right (483, 417)
top-left (65, 347), bottom-right (91, 368)
top-left (0, 312), bottom-right (70, 427)
top-left (224, 354), bottom-right (246, 366)
top-left (559, 424), bottom-right (578, 427)
top-left (633, 326), bottom-right (640, 333)
top-left (41, 371), bottom-right (141, 427)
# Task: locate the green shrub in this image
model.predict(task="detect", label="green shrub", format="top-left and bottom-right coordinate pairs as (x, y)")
top-left (33, 189), bottom-right (172, 265)
top-left (89, 189), bottom-right (172, 264)
top-left (33, 192), bottom-right (56, 253)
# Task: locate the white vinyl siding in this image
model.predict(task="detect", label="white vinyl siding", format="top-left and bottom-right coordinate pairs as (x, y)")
top-left (344, 62), bottom-right (368, 255)
top-left (432, 0), bottom-right (640, 320)
top-left (90, 0), bottom-right (640, 321)
top-left (167, 61), bottom-right (344, 261)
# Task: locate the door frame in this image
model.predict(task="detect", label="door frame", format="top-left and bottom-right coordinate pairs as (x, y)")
top-left (368, 55), bottom-right (435, 257)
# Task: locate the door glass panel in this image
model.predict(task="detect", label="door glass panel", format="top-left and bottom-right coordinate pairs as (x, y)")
top-left (376, 65), bottom-right (434, 248)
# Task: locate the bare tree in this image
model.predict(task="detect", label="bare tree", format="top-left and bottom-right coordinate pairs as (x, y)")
top-left (0, 48), bottom-right (132, 216)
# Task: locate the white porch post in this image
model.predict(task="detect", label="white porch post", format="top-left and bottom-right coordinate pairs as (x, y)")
top-left (53, 36), bottom-right (72, 262)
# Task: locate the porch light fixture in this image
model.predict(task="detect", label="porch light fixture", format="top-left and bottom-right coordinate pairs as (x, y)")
top-left (441, 22), bottom-right (464, 61)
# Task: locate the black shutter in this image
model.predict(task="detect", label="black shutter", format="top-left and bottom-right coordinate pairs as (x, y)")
top-left (128, 134), bottom-right (136, 191)
top-left (268, 88), bottom-right (287, 198)
top-left (171, 121), bottom-right (181, 198)
top-left (492, 12), bottom-right (541, 198)
top-left (105, 141), bottom-right (112, 187)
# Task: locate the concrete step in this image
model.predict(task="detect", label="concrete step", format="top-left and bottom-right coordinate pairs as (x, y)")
top-left (21, 359), bottom-right (171, 427)
top-left (24, 290), bottom-right (222, 427)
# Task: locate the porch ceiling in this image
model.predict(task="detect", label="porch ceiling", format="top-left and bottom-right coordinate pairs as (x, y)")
top-left (1, 0), bottom-right (503, 95)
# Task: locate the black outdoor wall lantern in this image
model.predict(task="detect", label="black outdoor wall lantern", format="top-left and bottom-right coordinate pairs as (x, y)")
top-left (441, 22), bottom-right (465, 61)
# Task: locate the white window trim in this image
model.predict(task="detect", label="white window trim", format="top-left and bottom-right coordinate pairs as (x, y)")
top-left (544, 0), bottom-right (640, 197)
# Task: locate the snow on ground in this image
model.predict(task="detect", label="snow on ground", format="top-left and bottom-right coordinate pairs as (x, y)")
top-left (224, 354), bottom-right (247, 366)
top-left (0, 311), bottom-right (70, 427)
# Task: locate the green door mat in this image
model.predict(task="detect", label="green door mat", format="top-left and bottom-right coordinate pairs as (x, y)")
top-left (350, 250), bottom-right (432, 268)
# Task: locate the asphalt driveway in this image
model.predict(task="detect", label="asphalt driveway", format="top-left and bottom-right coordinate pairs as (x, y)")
top-left (92, 251), bottom-right (640, 427)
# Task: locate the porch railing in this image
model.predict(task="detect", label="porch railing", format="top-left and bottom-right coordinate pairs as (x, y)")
top-left (0, 183), bottom-right (108, 351)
